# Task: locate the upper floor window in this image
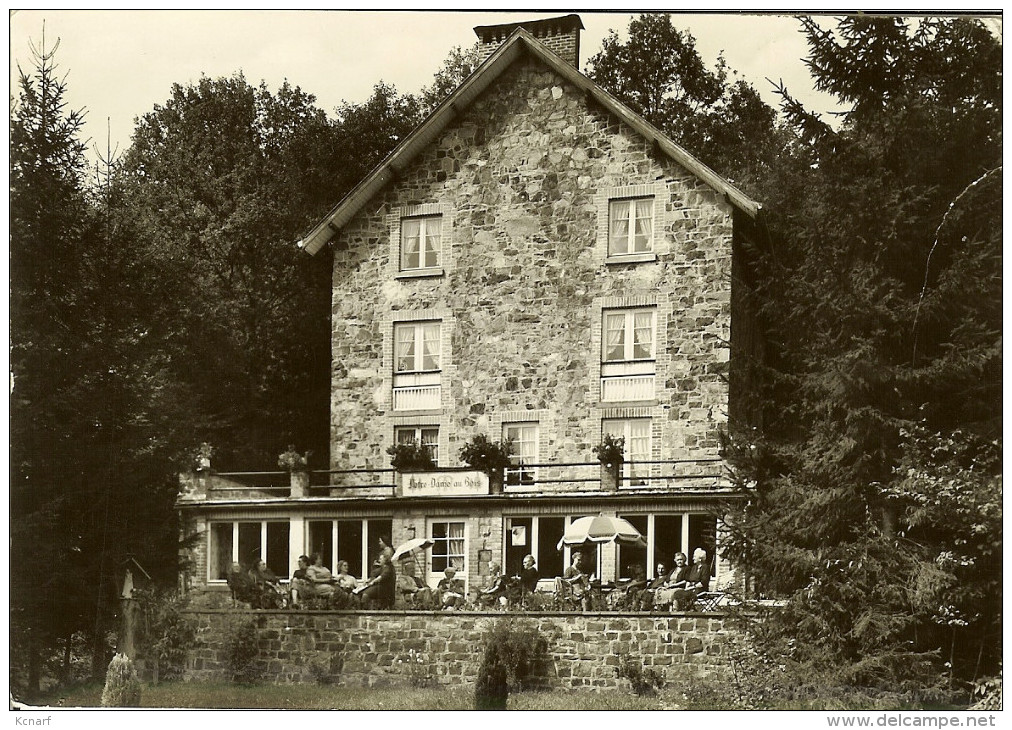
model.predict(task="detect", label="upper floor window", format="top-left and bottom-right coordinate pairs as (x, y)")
top-left (401, 216), bottom-right (442, 271)
top-left (395, 321), bottom-right (441, 373)
top-left (603, 307), bottom-right (656, 363)
top-left (609, 198), bottom-right (653, 256)
top-left (503, 422), bottom-right (538, 486)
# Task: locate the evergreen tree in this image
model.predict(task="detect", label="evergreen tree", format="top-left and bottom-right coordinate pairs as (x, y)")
top-left (722, 16), bottom-right (1001, 691)
top-left (10, 29), bottom-right (95, 695)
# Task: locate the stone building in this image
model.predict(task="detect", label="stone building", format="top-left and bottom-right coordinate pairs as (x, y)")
top-left (178, 14), bottom-right (764, 599)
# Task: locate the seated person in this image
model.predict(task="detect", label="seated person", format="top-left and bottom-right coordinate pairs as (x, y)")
top-left (355, 551), bottom-right (395, 609)
top-left (248, 559), bottom-right (284, 608)
top-left (289, 555), bottom-right (316, 605)
top-left (515, 554), bottom-right (539, 595)
top-left (333, 560), bottom-right (359, 591)
top-left (306, 552), bottom-right (337, 597)
top-left (396, 560), bottom-right (435, 608)
top-left (654, 552), bottom-right (691, 609)
top-left (554, 552), bottom-right (591, 608)
top-left (436, 566), bottom-right (465, 609)
top-left (639, 562), bottom-right (669, 610)
top-left (226, 561), bottom-right (257, 604)
top-left (477, 562), bottom-right (510, 607)
top-left (611, 563), bottom-right (648, 609)
top-left (670, 548), bottom-right (711, 610)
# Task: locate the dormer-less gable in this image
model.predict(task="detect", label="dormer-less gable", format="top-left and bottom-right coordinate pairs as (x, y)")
top-left (299, 25), bottom-right (760, 255)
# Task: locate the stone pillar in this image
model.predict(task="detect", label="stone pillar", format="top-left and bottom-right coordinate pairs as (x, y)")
top-left (488, 468), bottom-right (504, 495)
top-left (290, 470), bottom-right (310, 498)
top-left (601, 463), bottom-right (620, 491)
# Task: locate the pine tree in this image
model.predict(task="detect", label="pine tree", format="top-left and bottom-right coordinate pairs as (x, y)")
top-left (722, 16), bottom-right (1001, 691)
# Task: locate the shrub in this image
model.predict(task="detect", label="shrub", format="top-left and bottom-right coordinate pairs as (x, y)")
top-left (100, 653), bottom-right (141, 707)
top-left (224, 615), bottom-right (262, 684)
top-left (474, 618), bottom-right (547, 710)
top-left (386, 440), bottom-right (436, 471)
top-left (616, 653), bottom-right (665, 696)
top-left (137, 590), bottom-right (196, 682)
top-left (458, 434), bottom-right (513, 475)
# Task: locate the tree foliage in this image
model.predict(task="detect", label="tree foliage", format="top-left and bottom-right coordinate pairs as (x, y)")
top-left (588, 13), bottom-right (786, 190)
top-left (120, 74), bottom-right (339, 468)
top-left (721, 15), bottom-right (1001, 691)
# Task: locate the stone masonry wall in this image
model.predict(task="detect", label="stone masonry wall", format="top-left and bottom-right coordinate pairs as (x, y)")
top-left (184, 609), bottom-right (731, 690)
top-left (330, 56), bottom-right (733, 476)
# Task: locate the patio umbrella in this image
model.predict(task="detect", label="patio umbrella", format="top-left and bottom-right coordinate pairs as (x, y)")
top-left (556, 515), bottom-right (647, 550)
top-left (392, 537), bottom-right (434, 561)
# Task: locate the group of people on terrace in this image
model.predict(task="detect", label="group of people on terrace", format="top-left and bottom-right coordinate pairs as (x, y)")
top-left (227, 540), bottom-right (712, 612)
top-left (553, 547), bottom-right (711, 611)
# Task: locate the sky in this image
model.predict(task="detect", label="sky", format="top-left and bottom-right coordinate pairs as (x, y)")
top-left (9, 9), bottom-right (854, 165)
top-left (10, 9), bottom-right (1001, 167)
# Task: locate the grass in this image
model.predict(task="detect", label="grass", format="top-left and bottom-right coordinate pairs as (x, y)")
top-left (28, 681), bottom-right (672, 710)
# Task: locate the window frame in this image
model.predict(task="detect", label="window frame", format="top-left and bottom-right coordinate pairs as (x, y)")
top-left (602, 417), bottom-right (652, 486)
top-left (207, 520), bottom-right (291, 583)
top-left (400, 214), bottom-right (442, 272)
top-left (608, 196), bottom-right (654, 257)
top-left (394, 425), bottom-right (439, 466)
top-left (601, 307), bottom-right (657, 365)
top-left (428, 518), bottom-right (467, 586)
top-left (503, 422), bottom-right (539, 487)
top-left (393, 320), bottom-right (442, 375)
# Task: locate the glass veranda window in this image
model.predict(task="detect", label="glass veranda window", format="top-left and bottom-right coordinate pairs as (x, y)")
top-left (609, 198), bottom-right (653, 255)
top-left (401, 216), bottom-right (441, 270)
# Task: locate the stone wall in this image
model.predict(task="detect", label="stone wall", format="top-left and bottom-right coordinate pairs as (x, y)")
top-left (184, 609), bottom-right (731, 690)
top-left (329, 56), bottom-right (733, 475)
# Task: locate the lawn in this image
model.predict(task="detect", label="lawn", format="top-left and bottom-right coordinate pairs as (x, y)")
top-left (31, 681), bottom-right (670, 710)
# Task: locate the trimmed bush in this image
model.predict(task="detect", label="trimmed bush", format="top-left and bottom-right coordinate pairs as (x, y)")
top-left (225, 615), bottom-right (262, 684)
top-left (101, 653), bottom-right (141, 707)
top-left (474, 618), bottom-right (547, 710)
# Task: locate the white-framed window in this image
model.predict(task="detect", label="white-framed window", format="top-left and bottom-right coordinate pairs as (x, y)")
top-left (429, 520), bottom-right (466, 576)
top-left (305, 518), bottom-right (393, 580)
top-left (503, 422), bottom-right (538, 486)
top-left (603, 418), bottom-right (651, 486)
top-left (616, 513), bottom-right (718, 580)
top-left (609, 197), bottom-right (653, 256)
top-left (208, 520), bottom-right (291, 581)
top-left (395, 321), bottom-right (441, 373)
top-left (401, 215), bottom-right (441, 271)
top-left (393, 321), bottom-right (441, 411)
top-left (395, 426), bottom-right (439, 465)
top-left (601, 307), bottom-right (657, 402)
top-left (603, 307), bottom-right (655, 362)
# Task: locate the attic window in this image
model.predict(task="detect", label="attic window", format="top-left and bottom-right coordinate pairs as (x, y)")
top-left (401, 215), bottom-right (442, 272)
top-left (609, 197), bottom-right (653, 256)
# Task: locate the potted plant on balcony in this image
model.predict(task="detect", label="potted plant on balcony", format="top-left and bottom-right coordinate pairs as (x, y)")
top-left (278, 445), bottom-right (312, 498)
top-left (459, 434), bottom-right (514, 495)
top-left (386, 440), bottom-right (437, 472)
top-left (592, 435), bottom-right (625, 491)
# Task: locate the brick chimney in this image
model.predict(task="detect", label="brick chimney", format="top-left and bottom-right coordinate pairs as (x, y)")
top-left (474, 14), bottom-right (584, 69)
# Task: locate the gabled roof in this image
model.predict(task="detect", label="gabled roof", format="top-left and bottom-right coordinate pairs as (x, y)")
top-left (298, 27), bottom-right (761, 255)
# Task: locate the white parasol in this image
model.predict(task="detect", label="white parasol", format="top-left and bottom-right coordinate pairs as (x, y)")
top-left (556, 515), bottom-right (648, 550)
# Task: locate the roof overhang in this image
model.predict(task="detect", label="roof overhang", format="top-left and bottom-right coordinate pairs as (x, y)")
top-left (298, 27), bottom-right (761, 256)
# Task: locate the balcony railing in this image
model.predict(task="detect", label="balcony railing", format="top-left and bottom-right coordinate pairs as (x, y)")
top-left (600, 374), bottom-right (655, 402)
top-left (179, 458), bottom-right (728, 502)
top-left (393, 384), bottom-right (441, 411)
